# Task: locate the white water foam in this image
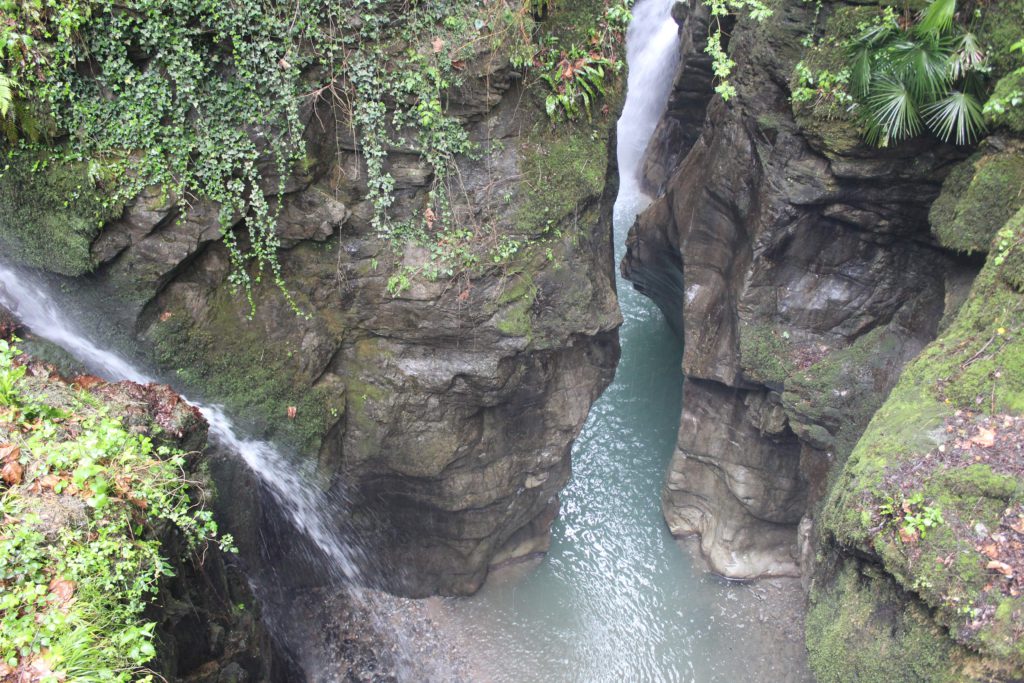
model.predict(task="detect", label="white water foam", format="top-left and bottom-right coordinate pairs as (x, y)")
top-left (615, 0), bottom-right (681, 216)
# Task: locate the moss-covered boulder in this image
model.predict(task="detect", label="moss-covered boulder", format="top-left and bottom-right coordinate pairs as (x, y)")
top-left (0, 152), bottom-right (123, 276)
top-left (929, 141), bottom-right (1024, 254)
top-left (809, 206), bottom-right (1024, 682)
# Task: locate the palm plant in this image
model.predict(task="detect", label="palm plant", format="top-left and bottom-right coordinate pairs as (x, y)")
top-left (849, 0), bottom-right (987, 147)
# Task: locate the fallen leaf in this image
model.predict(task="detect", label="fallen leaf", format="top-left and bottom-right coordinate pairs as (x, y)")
top-left (432, 37), bottom-right (444, 53)
top-left (73, 374), bottom-right (105, 391)
top-left (159, 310), bottom-right (173, 322)
top-left (0, 443), bottom-right (18, 463)
top-left (980, 541), bottom-right (1001, 559)
top-left (48, 578), bottom-right (76, 606)
top-left (451, 59), bottom-right (466, 70)
top-left (987, 560), bottom-right (1014, 577)
top-left (1, 460), bottom-right (22, 486)
top-left (286, 406), bottom-right (297, 419)
top-left (457, 289), bottom-right (470, 302)
top-left (971, 427), bottom-right (996, 448)
top-left (38, 474), bottom-right (60, 490)
top-left (899, 527), bottom-right (919, 544)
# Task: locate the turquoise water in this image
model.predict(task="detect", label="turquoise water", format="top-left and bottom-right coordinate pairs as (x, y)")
top-left (434, 197), bottom-right (810, 682)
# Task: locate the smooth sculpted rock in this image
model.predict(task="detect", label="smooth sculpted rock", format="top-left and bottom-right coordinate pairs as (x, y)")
top-left (623, 0), bottom-right (964, 579)
top-left (0, 7), bottom-right (623, 596)
top-left (664, 379), bottom-right (804, 577)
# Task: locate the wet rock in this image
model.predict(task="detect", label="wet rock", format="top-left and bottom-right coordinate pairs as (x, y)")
top-left (12, 10), bottom-right (623, 597)
top-left (623, 0), bottom-right (963, 578)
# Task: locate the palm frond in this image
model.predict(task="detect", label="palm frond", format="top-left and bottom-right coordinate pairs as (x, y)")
top-left (866, 75), bottom-right (923, 145)
top-left (849, 43), bottom-right (874, 97)
top-left (922, 90), bottom-right (985, 145)
top-left (891, 34), bottom-right (953, 99)
top-left (950, 31), bottom-right (985, 80)
top-left (917, 0), bottom-right (956, 35)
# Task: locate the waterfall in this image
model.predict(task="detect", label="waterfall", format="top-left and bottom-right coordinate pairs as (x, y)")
top-left (615, 0), bottom-right (680, 222)
top-left (0, 263), bottom-right (366, 584)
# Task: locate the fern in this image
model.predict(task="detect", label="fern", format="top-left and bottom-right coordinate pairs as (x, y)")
top-left (0, 74), bottom-right (12, 118)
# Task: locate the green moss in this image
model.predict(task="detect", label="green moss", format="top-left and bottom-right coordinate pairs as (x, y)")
top-left (738, 323), bottom-right (793, 385)
top-left (975, 0), bottom-right (1024, 77)
top-left (495, 274), bottom-right (537, 338)
top-left (148, 291), bottom-right (342, 456)
top-left (930, 149), bottom-right (1024, 254)
top-left (0, 151), bottom-right (124, 276)
top-left (932, 464), bottom-right (1019, 502)
top-left (515, 119), bottom-right (610, 236)
top-left (784, 327), bottom-right (902, 458)
top-left (986, 71), bottom-right (1024, 135)
top-left (807, 560), bottom-right (962, 683)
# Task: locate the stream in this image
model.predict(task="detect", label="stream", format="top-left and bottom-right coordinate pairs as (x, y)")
top-left (430, 1), bottom-right (813, 681)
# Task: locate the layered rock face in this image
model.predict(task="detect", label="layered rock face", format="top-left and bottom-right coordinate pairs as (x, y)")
top-left (625, 0), bottom-right (1024, 678)
top-left (622, 0), bottom-right (965, 579)
top-left (0, 14), bottom-right (621, 596)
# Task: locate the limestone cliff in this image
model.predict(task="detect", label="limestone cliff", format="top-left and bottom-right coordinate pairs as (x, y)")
top-left (0, 2), bottom-right (622, 597)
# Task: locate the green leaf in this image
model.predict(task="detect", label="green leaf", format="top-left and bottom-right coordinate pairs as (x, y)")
top-left (891, 34), bottom-right (953, 100)
top-left (922, 90), bottom-right (985, 145)
top-left (866, 75), bottom-right (923, 145)
top-left (917, 0), bottom-right (956, 36)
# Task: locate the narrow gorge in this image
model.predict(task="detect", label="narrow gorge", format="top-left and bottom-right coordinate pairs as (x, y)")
top-left (0, 0), bottom-right (1023, 681)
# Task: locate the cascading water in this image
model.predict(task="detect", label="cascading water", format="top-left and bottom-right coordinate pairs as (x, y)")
top-left (0, 263), bottom-right (451, 679)
top-left (615, 0), bottom-right (682, 208)
top-left (0, 263), bottom-right (365, 583)
top-left (432, 1), bottom-right (813, 681)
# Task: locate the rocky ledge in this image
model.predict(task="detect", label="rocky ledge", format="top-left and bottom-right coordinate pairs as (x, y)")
top-left (623, 0), bottom-right (1024, 680)
top-left (0, 1), bottom-right (623, 597)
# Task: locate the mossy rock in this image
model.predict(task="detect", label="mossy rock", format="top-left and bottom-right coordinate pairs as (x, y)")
top-left (815, 205), bottom-right (1024, 678)
top-left (986, 71), bottom-right (1024, 136)
top-left (790, 4), bottom-right (877, 151)
top-left (148, 290), bottom-right (343, 457)
top-left (807, 559), bottom-right (963, 683)
top-left (998, 206), bottom-right (1024, 291)
top-left (929, 146), bottom-right (1024, 254)
top-left (783, 326), bottom-right (902, 459)
top-left (0, 151), bottom-right (124, 276)
top-left (515, 118), bottom-right (612, 236)
top-left (976, 0), bottom-right (1024, 77)
top-left (738, 323), bottom-right (793, 386)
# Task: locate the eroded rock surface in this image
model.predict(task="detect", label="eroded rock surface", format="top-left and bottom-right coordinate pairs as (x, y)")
top-left (623, 0), bottom-right (964, 579)
top-left (1, 12), bottom-right (622, 596)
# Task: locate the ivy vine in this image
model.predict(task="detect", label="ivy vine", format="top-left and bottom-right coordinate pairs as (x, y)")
top-left (0, 0), bottom-right (629, 310)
